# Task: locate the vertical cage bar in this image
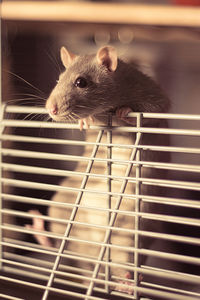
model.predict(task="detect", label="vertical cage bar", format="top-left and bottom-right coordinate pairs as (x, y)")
top-left (134, 113), bottom-right (142, 299)
top-left (86, 130), bottom-right (142, 299)
top-left (42, 129), bottom-right (104, 300)
top-left (105, 114), bottom-right (112, 293)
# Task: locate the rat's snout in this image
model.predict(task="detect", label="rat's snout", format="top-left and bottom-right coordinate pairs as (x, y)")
top-left (46, 103), bottom-right (58, 116)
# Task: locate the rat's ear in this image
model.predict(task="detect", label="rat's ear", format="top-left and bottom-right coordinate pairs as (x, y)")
top-left (96, 46), bottom-right (118, 72)
top-left (60, 46), bottom-right (77, 68)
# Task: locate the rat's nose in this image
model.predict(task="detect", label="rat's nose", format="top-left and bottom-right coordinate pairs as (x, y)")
top-left (48, 104), bottom-right (57, 115)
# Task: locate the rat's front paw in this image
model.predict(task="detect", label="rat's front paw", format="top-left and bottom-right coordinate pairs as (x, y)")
top-left (78, 116), bottom-right (94, 131)
top-left (116, 106), bottom-right (136, 126)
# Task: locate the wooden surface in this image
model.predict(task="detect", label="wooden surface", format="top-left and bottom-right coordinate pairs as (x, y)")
top-left (1, 1), bottom-right (200, 27)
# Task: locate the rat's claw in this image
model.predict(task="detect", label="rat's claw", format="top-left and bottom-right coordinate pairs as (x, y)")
top-left (78, 116), bottom-right (94, 131)
top-left (116, 106), bottom-right (132, 119)
top-left (78, 119), bottom-right (84, 131)
top-left (116, 106), bottom-right (136, 125)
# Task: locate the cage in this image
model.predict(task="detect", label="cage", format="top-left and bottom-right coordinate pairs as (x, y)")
top-left (1, 1), bottom-right (200, 300)
top-left (1, 105), bottom-right (200, 300)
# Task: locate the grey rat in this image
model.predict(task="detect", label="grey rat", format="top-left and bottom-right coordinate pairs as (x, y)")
top-left (46, 46), bottom-right (169, 125)
top-left (28, 46), bottom-right (170, 294)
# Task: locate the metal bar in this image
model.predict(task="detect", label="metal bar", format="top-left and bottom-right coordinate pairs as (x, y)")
top-left (85, 131), bottom-right (142, 298)
top-left (2, 159), bottom-right (200, 178)
top-left (2, 149), bottom-right (200, 174)
top-left (2, 191), bottom-right (200, 211)
top-left (3, 105), bottom-right (47, 114)
top-left (135, 112), bottom-right (200, 120)
top-left (134, 114), bottom-right (142, 300)
top-left (1, 148), bottom-right (132, 164)
top-left (0, 21), bottom-right (2, 271)
top-left (1, 133), bottom-right (200, 155)
top-left (142, 281), bottom-right (200, 298)
top-left (4, 106), bottom-right (200, 120)
top-left (0, 104), bottom-right (6, 270)
top-left (2, 175), bottom-right (199, 196)
top-left (2, 1), bottom-right (200, 27)
top-left (105, 114), bottom-right (112, 293)
top-left (2, 119), bottom-right (200, 136)
top-left (0, 293), bottom-right (24, 300)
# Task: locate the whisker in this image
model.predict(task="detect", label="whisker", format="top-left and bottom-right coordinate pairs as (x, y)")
top-left (22, 113), bottom-right (38, 121)
top-left (6, 98), bottom-right (44, 105)
top-left (71, 112), bottom-right (81, 120)
top-left (32, 113), bottom-right (45, 122)
top-left (69, 113), bottom-right (77, 123)
top-left (45, 48), bottom-right (62, 74)
top-left (74, 105), bottom-right (87, 108)
top-left (12, 93), bottom-right (46, 102)
top-left (75, 104), bottom-right (95, 109)
top-left (38, 113), bottom-right (51, 136)
top-left (6, 70), bottom-right (45, 97)
top-left (44, 115), bottom-right (51, 122)
top-left (5, 93), bottom-right (46, 109)
top-left (70, 115), bottom-right (76, 124)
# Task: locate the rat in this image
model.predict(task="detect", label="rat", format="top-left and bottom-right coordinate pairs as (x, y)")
top-left (27, 45), bottom-right (170, 295)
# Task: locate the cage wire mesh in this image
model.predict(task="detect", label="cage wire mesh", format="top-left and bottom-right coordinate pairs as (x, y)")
top-left (0, 104), bottom-right (200, 300)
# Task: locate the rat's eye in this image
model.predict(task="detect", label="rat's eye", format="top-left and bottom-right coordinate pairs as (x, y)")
top-left (74, 77), bottom-right (87, 88)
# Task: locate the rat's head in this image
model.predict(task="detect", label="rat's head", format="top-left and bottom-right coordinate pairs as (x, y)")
top-left (46, 46), bottom-right (119, 122)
